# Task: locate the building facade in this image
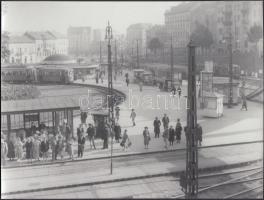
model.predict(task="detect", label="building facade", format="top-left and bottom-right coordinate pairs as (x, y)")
top-left (67, 26), bottom-right (92, 57)
top-left (126, 23), bottom-right (152, 58)
top-left (8, 31), bottom-right (68, 64)
top-left (9, 35), bottom-right (36, 64)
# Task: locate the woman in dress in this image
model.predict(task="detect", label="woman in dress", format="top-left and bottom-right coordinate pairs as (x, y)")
top-left (120, 129), bottom-right (130, 151)
top-left (15, 137), bottom-right (24, 161)
top-left (32, 135), bottom-right (41, 161)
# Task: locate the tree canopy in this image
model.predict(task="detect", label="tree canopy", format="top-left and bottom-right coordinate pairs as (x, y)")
top-left (247, 25), bottom-right (263, 44)
top-left (190, 22), bottom-right (214, 49)
top-left (147, 37), bottom-right (163, 54)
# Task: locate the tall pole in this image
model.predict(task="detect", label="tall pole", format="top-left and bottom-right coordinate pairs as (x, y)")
top-left (170, 36), bottom-right (174, 84)
top-left (99, 40), bottom-right (102, 65)
top-left (115, 39), bottom-right (117, 74)
top-left (185, 40), bottom-right (198, 199)
top-left (223, 1), bottom-right (233, 108)
top-left (136, 39), bottom-right (139, 68)
top-left (105, 21), bottom-right (114, 175)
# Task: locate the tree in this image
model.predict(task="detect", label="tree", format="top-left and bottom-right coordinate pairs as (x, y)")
top-left (1, 31), bottom-right (10, 63)
top-left (147, 37), bottom-right (163, 55)
top-left (190, 22), bottom-right (214, 52)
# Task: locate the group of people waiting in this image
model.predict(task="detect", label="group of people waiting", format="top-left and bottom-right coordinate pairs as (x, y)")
top-left (142, 114), bottom-right (203, 150)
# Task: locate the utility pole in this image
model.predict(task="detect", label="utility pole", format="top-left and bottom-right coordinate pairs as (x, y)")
top-left (223, 1), bottom-right (233, 108)
top-left (185, 40), bottom-right (198, 199)
top-left (136, 39), bottom-right (139, 68)
top-left (115, 39), bottom-right (117, 75)
top-left (105, 21), bottom-right (114, 175)
top-left (99, 40), bottom-right (102, 64)
top-left (170, 36), bottom-right (174, 85)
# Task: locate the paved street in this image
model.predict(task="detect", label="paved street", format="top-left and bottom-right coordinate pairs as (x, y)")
top-left (2, 70), bottom-right (263, 168)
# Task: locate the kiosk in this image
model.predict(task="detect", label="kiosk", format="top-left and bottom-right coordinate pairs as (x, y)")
top-left (200, 91), bottom-right (224, 118)
top-left (90, 110), bottom-right (108, 139)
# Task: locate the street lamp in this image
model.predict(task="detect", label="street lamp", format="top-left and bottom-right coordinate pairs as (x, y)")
top-left (105, 21), bottom-right (114, 175)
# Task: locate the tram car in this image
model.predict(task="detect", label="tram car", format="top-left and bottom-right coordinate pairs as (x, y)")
top-left (72, 64), bottom-right (100, 80)
top-left (36, 66), bottom-right (74, 84)
top-left (1, 64), bottom-right (37, 83)
top-left (213, 64), bottom-right (241, 80)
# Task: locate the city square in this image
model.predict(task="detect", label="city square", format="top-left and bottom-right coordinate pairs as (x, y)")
top-left (1, 1), bottom-right (263, 199)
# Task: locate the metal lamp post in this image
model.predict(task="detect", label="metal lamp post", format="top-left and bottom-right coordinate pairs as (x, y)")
top-left (105, 21), bottom-right (114, 175)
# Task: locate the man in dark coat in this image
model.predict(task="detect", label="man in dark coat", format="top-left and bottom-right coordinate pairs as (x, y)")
top-left (175, 119), bottom-right (183, 143)
top-left (153, 117), bottom-right (161, 138)
top-left (162, 114), bottom-right (170, 129)
top-left (87, 124), bottom-right (96, 149)
top-left (197, 124), bottom-right (203, 146)
top-left (78, 134), bottom-right (86, 158)
top-left (114, 123), bottom-right (122, 143)
top-left (102, 125), bottom-right (110, 149)
top-left (168, 125), bottom-right (175, 146)
top-left (177, 86), bottom-right (182, 98)
top-left (80, 112), bottom-right (87, 124)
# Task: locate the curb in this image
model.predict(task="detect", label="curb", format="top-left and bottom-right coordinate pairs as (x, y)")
top-left (2, 140), bottom-right (263, 169)
top-left (2, 159), bottom-right (262, 196)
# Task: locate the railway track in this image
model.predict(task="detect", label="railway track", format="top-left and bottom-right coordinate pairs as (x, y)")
top-left (2, 161), bottom-right (262, 199)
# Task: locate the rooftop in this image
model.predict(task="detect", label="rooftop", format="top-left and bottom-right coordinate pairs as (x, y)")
top-left (1, 95), bottom-right (80, 115)
top-left (9, 35), bottom-right (34, 44)
top-left (41, 54), bottom-right (76, 65)
top-left (24, 31), bottom-right (56, 40)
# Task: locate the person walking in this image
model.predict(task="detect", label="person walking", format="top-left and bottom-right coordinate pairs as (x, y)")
top-left (168, 126), bottom-right (175, 146)
top-left (114, 122), bottom-right (122, 143)
top-left (126, 77), bottom-right (130, 87)
top-left (15, 137), bottom-right (24, 161)
top-left (120, 129), bottom-right (129, 151)
top-left (162, 114), bottom-right (170, 130)
top-left (115, 106), bottom-right (120, 121)
top-left (78, 133), bottom-right (86, 158)
top-left (175, 119), bottom-right (183, 144)
top-left (240, 95), bottom-right (248, 111)
top-left (177, 86), bottom-right (182, 98)
top-left (130, 109), bottom-right (136, 126)
top-left (197, 124), bottom-right (203, 146)
top-left (143, 127), bottom-right (151, 149)
top-left (87, 124), bottom-right (96, 149)
top-left (153, 117), bottom-right (161, 138)
top-left (139, 81), bottom-right (143, 92)
top-left (7, 139), bottom-right (15, 161)
top-left (162, 127), bottom-right (169, 149)
top-left (40, 137), bottom-right (49, 161)
top-left (1, 138), bottom-right (8, 166)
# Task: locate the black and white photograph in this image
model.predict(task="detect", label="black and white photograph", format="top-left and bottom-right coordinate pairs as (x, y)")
top-left (1, 1), bottom-right (263, 199)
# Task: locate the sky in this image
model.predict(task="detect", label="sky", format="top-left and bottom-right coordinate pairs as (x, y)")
top-left (2, 1), bottom-right (181, 35)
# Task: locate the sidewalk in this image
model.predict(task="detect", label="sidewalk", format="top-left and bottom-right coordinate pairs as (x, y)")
top-left (1, 142), bottom-right (262, 195)
top-left (2, 70), bottom-right (262, 168)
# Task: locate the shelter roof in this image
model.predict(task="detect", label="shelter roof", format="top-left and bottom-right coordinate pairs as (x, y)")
top-left (9, 35), bottom-right (34, 44)
top-left (1, 95), bottom-right (80, 115)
